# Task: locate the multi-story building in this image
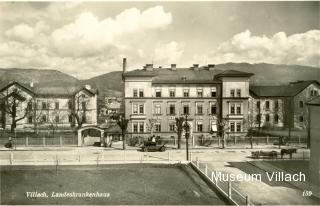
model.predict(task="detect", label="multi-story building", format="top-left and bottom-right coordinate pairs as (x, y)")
top-left (307, 96), bottom-right (320, 185)
top-left (123, 61), bottom-right (253, 140)
top-left (249, 80), bottom-right (320, 130)
top-left (0, 81), bottom-right (98, 131)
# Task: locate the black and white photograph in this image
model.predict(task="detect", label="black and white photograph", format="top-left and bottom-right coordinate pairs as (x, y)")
top-left (0, 1), bottom-right (319, 205)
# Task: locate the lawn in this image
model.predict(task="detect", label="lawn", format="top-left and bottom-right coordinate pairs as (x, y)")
top-left (0, 164), bottom-right (227, 205)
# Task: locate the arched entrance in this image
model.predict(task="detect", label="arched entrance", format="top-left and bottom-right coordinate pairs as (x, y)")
top-left (77, 126), bottom-right (105, 147)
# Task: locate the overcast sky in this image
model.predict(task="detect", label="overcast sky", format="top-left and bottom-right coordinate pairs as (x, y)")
top-left (0, 2), bottom-right (319, 79)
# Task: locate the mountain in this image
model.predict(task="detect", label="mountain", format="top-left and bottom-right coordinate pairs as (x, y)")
top-left (80, 71), bottom-right (123, 98)
top-left (214, 63), bottom-right (320, 85)
top-left (0, 68), bottom-right (79, 87)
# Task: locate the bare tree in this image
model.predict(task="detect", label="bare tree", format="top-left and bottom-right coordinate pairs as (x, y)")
top-left (113, 114), bottom-right (129, 150)
top-left (175, 117), bottom-right (184, 149)
top-left (146, 118), bottom-right (157, 136)
top-left (1, 88), bottom-right (32, 133)
top-left (70, 94), bottom-right (88, 129)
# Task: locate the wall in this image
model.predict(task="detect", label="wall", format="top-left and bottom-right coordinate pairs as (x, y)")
top-left (309, 105), bottom-right (320, 185)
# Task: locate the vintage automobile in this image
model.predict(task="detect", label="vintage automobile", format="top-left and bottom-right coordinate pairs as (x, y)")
top-left (251, 150), bottom-right (278, 159)
top-left (141, 141), bottom-right (166, 152)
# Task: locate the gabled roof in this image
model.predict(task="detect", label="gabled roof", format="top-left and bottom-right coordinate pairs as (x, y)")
top-left (0, 81), bottom-right (98, 98)
top-left (250, 80), bottom-right (320, 97)
top-left (123, 67), bottom-right (252, 84)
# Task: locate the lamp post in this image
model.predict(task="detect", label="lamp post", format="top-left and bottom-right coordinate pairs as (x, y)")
top-left (184, 114), bottom-right (190, 161)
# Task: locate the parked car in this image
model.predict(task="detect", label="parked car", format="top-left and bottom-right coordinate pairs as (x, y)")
top-left (141, 140), bottom-right (166, 152)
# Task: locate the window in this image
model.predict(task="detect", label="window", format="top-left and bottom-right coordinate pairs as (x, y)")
top-left (169, 89), bottom-right (175, 97)
top-left (133, 89), bottom-right (138, 97)
top-left (265, 101), bottom-right (270, 110)
top-left (169, 104), bottom-right (175, 115)
top-left (133, 123), bottom-right (138, 132)
top-left (230, 104), bottom-right (235, 114)
top-left (230, 103), bottom-right (241, 115)
top-left (154, 104), bottom-right (161, 114)
top-left (183, 89), bottom-right (189, 97)
top-left (139, 104), bottom-right (144, 114)
top-left (230, 122), bottom-right (235, 132)
top-left (169, 124), bottom-right (175, 132)
top-left (133, 122), bottom-right (145, 133)
top-left (133, 103), bottom-right (144, 114)
top-left (236, 104), bottom-right (241, 114)
top-left (82, 115), bottom-right (87, 123)
top-left (42, 115), bottom-right (47, 122)
top-left (28, 116), bottom-right (33, 124)
top-left (310, 90), bottom-right (318, 97)
top-left (274, 100), bottom-right (279, 110)
top-left (42, 102), bottom-right (47, 110)
top-left (230, 89), bottom-right (235, 97)
top-left (139, 89), bottom-right (144, 97)
top-left (139, 122), bottom-right (144, 132)
top-left (299, 101), bottom-right (304, 108)
top-left (211, 104), bottom-right (217, 115)
top-left (257, 101), bottom-right (260, 109)
top-left (81, 102), bottom-right (86, 110)
top-left (55, 115), bottom-right (59, 123)
top-left (236, 122), bottom-right (241, 132)
top-left (133, 104), bottom-right (138, 114)
top-left (155, 123), bottom-right (161, 132)
top-left (27, 102), bottom-right (33, 110)
top-left (55, 102), bottom-right (59, 110)
top-left (197, 122), bottom-right (203, 132)
top-left (236, 89), bottom-right (241, 97)
top-left (274, 114), bottom-right (279, 123)
top-left (299, 116), bottom-right (304, 122)
top-left (183, 105), bottom-right (189, 114)
top-left (197, 89), bottom-right (203, 97)
top-left (265, 114), bottom-right (270, 122)
top-left (155, 89), bottom-right (161, 97)
top-left (211, 88), bottom-right (217, 97)
top-left (197, 104), bottom-right (203, 115)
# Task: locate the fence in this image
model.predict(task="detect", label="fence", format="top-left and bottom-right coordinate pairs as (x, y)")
top-left (2, 150), bottom-right (177, 166)
top-left (0, 135), bottom-right (77, 146)
top-left (128, 135), bottom-right (307, 149)
top-left (190, 158), bottom-right (251, 206)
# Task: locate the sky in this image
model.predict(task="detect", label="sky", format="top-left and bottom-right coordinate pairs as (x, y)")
top-left (0, 1), bottom-right (319, 79)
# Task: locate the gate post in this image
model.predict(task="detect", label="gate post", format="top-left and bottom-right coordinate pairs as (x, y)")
top-left (77, 130), bottom-right (82, 147)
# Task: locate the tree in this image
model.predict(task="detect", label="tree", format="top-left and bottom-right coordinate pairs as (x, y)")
top-left (113, 114), bottom-right (129, 150)
top-left (217, 118), bottom-right (229, 149)
top-left (146, 118), bottom-right (157, 136)
top-left (175, 117), bottom-right (184, 149)
top-left (70, 94), bottom-right (88, 129)
top-left (1, 88), bottom-right (32, 133)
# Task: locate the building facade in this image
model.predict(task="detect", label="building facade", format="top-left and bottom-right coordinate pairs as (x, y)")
top-left (123, 62), bottom-right (253, 140)
top-left (249, 81), bottom-right (320, 130)
top-left (307, 96), bottom-right (320, 185)
top-left (0, 81), bottom-right (98, 131)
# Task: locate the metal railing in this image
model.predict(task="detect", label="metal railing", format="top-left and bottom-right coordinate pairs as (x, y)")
top-left (190, 158), bottom-right (251, 206)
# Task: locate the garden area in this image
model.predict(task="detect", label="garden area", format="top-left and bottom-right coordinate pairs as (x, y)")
top-left (1, 164), bottom-right (227, 205)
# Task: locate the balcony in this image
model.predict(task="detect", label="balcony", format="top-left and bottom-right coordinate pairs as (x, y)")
top-left (227, 113), bottom-right (244, 119)
top-left (130, 113), bottom-right (146, 119)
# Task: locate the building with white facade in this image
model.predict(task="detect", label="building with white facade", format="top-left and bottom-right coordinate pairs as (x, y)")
top-left (123, 60), bottom-right (253, 140)
top-left (0, 81), bottom-right (98, 131)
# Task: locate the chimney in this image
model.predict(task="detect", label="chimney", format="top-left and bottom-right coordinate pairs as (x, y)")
top-left (193, 64), bottom-right (199, 71)
top-left (122, 58), bottom-right (127, 73)
top-left (145, 64), bottom-right (153, 71)
top-left (171, 64), bottom-right (177, 71)
top-left (30, 82), bottom-right (34, 88)
top-left (208, 64), bottom-right (215, 71)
